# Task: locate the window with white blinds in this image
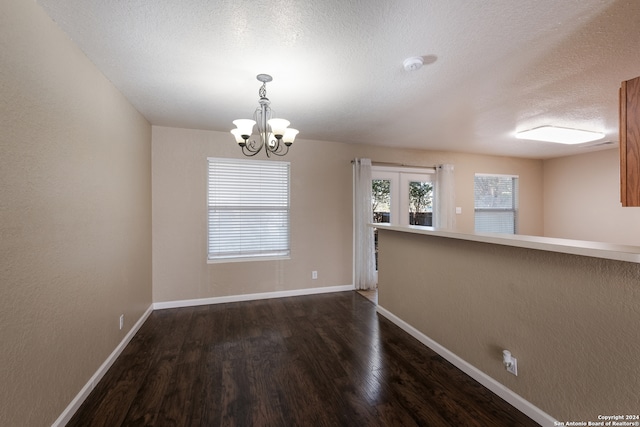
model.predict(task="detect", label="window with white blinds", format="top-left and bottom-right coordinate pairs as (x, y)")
top-left (207, 157), bottom-right (290, 262)
top-left (474, 174), bottom-right (519, 234)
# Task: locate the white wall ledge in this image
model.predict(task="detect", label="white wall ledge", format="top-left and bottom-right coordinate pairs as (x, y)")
top-left (373, 224), bottom-right (640, 264)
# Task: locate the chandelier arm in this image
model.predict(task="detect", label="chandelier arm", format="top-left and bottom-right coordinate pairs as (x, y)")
top-left (267, 142), bottom-right (289, 157)
top-left (270, 137), bottom-right (291, 156)
top-left (241, 142), bottom-right (263, 157)
top-left (242, 137), bottom-right (264, 155)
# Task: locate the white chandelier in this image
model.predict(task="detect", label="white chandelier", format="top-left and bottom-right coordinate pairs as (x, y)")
top-left (230, 74), bottom-right (299, 157)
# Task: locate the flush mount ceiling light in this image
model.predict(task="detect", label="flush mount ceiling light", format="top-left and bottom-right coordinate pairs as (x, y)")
top-left (515, 126), bottom-right (605, 145)
top-left (230, 74), bottom-right (298, 157)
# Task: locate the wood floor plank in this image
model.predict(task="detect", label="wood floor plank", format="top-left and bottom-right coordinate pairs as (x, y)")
top-left (66, 291), bottom-right (539, 427)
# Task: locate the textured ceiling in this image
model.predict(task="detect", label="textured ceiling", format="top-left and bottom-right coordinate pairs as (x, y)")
top-left (37, 0), bottom-right (640, 159)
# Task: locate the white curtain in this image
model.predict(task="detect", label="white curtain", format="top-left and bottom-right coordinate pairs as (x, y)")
top-left (434, 164), bottom-right (455, 230)
top-left (353, 158), bottom-right (376, 290)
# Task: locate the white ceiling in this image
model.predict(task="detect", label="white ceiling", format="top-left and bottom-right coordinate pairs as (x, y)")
top-left (37, 0), bottom-right (640, 159)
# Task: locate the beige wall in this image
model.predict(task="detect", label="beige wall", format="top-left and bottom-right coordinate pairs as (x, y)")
top-left (450, 152), bottom-right (544, 235)
top-left (152, 127), bottom-right (355, 302)
top-left (543, 148), bottom-right (640, 246)
top-left (0, 1), bottom-right (152, 426)
top-left (377, 229), bottom-right (640, 421)
top-left (152, 126), bottom-right (543, 302)
top-left (351, 145), bottom-right (545, 236)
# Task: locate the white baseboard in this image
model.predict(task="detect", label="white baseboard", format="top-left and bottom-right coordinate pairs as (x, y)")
top-left (376, 305), bottom-right (555, 427)
top-left (52, 304), bottom-right (154, 427)
top-left (153, 284), bottom-right (356, 310)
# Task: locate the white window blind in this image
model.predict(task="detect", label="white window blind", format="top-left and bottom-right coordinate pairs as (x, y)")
top-left (207, 157), bottom-right (290, 262)
top-left (474, 174), bottom-right (518, 234)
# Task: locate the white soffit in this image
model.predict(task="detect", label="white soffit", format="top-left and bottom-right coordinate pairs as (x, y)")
top-left (36, 0), bottom-right (640, 159)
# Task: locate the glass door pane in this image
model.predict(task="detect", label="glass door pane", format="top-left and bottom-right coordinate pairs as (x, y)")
top-left (407, 180), bottom-right (433, 226)
top-left (372, 179), bottom-right (391, 223)
top-left (372, 178), bottom-right (391, 270)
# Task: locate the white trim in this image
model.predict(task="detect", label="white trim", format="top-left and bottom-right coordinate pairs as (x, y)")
top-left (153, 284), bottom-right (356, 310)
top-left (52, 305), bottom-right (154, 427)
top-left (206, 255), bottom-right (291, 264)
top-left (352, 166), bottom-right (356, 289)
top-left (376, 305), bottom-right (556, 427)
top-left (475, 172), bottom-right (519, 178)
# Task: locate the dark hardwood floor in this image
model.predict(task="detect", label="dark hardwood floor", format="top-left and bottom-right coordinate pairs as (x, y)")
top-left (67, 291), bottom-right (538, 426)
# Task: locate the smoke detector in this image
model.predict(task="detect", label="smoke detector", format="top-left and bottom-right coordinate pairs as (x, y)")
top-left (403, 56), bottom-right (424, 71)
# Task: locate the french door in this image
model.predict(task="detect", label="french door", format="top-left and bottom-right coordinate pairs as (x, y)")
top-left (372, 168), bottom-right (434, 226)
top-left (371, 166), bottom-right (435, 269)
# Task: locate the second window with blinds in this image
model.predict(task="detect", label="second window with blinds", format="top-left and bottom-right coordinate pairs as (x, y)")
top-left (207, 157), bottom-right (290, 263)
top-left (474, 174), bottom-right (519, 234)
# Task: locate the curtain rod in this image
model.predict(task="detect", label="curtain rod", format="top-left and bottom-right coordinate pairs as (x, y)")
top-left (351, 160), bottom-right (438, 169)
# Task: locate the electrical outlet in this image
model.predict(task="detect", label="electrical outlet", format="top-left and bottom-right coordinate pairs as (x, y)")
top-left (507, 356), bottom-right (517, 376)
top-left (503, 350), bottom-right (518, 376)
top-left (119, 314), bottom-right (124, 330)
top-left (312, 271), bottom-right (318, 280)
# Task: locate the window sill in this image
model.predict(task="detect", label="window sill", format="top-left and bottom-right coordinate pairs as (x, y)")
top-left (207, 255), bottom-right (291, 264)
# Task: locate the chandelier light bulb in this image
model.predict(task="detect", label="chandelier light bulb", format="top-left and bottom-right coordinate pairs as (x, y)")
top-left (230, 128), bottom-right (246, 144)
top-left (268, 118), bottom-right (290, 138)
top-left (283, 128), bottom-right (299, 145)
top-left (232, 119), bottom-right (256, 138)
